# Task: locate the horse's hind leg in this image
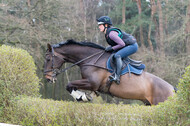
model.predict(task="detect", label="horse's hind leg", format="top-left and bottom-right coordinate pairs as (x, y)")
top-left (66, 79), bottom-right (98, 102)
top-left (142, 99), bottom-right (151, 106)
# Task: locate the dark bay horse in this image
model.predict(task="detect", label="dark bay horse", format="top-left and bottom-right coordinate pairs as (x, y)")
top-left (44, 39), bottom-right (176, 105)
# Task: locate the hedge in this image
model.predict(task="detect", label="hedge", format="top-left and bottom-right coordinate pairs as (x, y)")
top-left (0, 45), bottom-right (40, 122)
top-left (5, 65), bottom-right (190, 126)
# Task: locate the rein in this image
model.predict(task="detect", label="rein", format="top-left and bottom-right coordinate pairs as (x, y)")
top-left (44, 46), bottom-right (113, 85)
top-left (56, 50), bottom-right (109, 74)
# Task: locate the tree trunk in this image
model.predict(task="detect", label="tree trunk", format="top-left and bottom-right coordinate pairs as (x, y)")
top-left (165, 0), bottom-right (168, 35)
top-left (153, 16), bottom-right (159, 51)
top-left (27, 0), bottom-right (31, 7)
top-left (122, 0), bottom-right (126, 24)
top-left (80, 0), bottom-right (87, 40)
top-left (147, 0), bottom-right (156, 52)
top-left (157, 0), bottom-right (164, 55)
top-left (136, 0), bottom-right (144, 48)
top-left (185, 2), bottom-right (190, 53)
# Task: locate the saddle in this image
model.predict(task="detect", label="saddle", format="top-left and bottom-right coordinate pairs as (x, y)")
top-left (107, 55), bottom-right (145, 75)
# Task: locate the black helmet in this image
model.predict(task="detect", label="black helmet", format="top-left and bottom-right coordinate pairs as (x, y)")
top-left (96, 16), bottom-right (112, 25)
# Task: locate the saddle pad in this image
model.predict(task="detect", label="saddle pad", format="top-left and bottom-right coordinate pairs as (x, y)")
top-left (107, 57), bottom-right (144, 75)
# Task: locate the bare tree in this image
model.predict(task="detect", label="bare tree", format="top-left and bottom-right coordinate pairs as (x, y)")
top-left (185, 2), bottom-right (190, 53)
top-left (136, 0), bottom-right (144, 48)
top-left (122, 0), bottom-right (126, 24)
top-left (27, 0), bottom-right (31, 7)
top-left (147, 0), bottom-right (156, 52)
top-left (80, 0), bottom-right (87, 40)
top-left (157, 0), bottom-right (164, 55)
top-left (165, 0), bottom-right (168, 35)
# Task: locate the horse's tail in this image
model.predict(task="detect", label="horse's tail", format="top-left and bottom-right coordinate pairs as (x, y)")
top-left (174, 87), bottom-right (178, 93)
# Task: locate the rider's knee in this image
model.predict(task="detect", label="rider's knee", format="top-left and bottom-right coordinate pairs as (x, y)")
top-left (114, 54), bottom-right (121, 59)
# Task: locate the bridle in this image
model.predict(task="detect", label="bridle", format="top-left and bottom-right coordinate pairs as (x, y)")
top-left (44, 46), bottom-right (110, 82)
top-left (44, 47), bottom-right (65, 82)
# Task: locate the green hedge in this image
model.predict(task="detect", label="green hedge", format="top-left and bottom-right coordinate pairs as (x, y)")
top-left (0, 45), bottom-right (40, 121)
top-left (12, 97), bottom-right (155, 126)
top-left (7, 65), bottom-right (190, 126)
top-left (9, 94), bottom-right (187, 126)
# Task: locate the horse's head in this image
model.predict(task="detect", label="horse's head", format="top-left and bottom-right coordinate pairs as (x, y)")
top-left (44, 43), bottom-right (65, 83)
top-left (44, 40), bottom-right (106, 82)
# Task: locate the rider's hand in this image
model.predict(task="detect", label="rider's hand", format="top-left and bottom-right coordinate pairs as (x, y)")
top-left (105, 46), bottom-right (114, 52)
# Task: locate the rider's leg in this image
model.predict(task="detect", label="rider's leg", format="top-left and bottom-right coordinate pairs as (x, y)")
top-left (116, 43), bottom-right (138, 58)
top-left (109, 43), bottom-right (138, 84)
top-left (109, 55), bottom-right (122, 84)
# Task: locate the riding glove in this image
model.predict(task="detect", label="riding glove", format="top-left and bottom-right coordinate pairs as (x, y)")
top-left (105, 46), bottom-right (114, 52)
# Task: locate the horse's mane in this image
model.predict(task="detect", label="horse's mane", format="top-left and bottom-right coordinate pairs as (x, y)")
top-left (52, 39), bottom-right (105, 50)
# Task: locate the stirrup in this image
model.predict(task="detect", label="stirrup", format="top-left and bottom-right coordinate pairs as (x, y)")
top-left (108, 74), bottom-right (120, 84)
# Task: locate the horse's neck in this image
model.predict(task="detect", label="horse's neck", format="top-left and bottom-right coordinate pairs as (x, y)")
top-left (59, 46), bottom-right (104, 63)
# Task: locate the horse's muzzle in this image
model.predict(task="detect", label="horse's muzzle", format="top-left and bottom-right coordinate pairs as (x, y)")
top-left (45, 74), bottom-right (57, 83)
top-left (46, 78), bottom-right (57, 83)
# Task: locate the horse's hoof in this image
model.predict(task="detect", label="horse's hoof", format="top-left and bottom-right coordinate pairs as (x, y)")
top-left (76, 93), bottom-right (92, 102)
top-left (86, 94), bottom-right (93, 101)
top-left (76, 96), bottom-right (83, 101)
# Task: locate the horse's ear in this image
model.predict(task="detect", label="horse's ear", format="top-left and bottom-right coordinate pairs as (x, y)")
top-left (47, 43), bottom-right (52, 52)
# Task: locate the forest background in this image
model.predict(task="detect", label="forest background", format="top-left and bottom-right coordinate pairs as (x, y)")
top-left (0, 0), bottom-right (190, 104)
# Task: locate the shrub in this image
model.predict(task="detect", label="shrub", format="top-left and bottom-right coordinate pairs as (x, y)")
top-left (0, 45), bottom-right (40, 121)
top-left (175, 65), bottom-right (190, 124)
top-left (10, 97), bottom-right (156, 126)
top-left (9, 65), bottom-right (190, 126)
top-left (150, 65), bottom-right (190, 126)
top-left (177, 65), bottom-right (190, 105)
top-left (9, 95), bottom-right (187, 126)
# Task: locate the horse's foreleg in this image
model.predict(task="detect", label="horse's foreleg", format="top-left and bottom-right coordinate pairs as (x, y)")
top-left (66, 79), bottom-right (98, 102)
top-left (66, 79), bottom-right (97, 91)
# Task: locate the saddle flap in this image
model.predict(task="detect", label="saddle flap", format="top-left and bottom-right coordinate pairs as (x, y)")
top-left (107, 55), bottom-right (145, 75)
top-left (124, 57), bottom-right (142, 67)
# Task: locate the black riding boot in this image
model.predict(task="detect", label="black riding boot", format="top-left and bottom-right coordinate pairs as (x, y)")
top-left (109, 55), bottom-right (122, 84)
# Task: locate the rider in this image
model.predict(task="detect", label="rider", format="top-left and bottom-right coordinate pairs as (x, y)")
top-left (97, 16), bottom-right (138, 84)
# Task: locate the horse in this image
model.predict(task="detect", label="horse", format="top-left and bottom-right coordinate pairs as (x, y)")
top-left (44, 39), bottom-right (176, 105)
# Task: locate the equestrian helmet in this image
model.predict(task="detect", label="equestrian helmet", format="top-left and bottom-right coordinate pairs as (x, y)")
top-left (96, 16), bottom-right (112, 25)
